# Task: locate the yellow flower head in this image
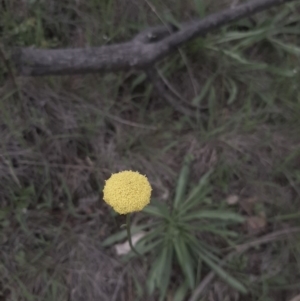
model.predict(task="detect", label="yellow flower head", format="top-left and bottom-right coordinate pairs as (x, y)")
top-left (103, 170), bottom-right (152, 214)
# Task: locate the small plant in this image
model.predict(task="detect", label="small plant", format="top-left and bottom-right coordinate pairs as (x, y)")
top-left (103, 155), bottom-right (247, 300)
top-left (103, 170), bottom-right (152, 255)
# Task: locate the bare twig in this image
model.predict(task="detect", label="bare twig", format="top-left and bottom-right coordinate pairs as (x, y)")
top-left (10, 0), bottom-right (295, 76)
top-left (188, 227), bottom-right (300, 301)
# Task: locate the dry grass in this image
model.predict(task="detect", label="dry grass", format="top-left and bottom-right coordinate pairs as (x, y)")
top-left (1, 0), bottom-right (300, 300)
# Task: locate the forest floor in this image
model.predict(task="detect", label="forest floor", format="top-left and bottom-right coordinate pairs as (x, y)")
top-left (0, 0), bottom-right (300, 300)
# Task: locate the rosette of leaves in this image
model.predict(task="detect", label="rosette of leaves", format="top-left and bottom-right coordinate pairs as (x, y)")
top-left (102, 155), bottom-right (247, 300)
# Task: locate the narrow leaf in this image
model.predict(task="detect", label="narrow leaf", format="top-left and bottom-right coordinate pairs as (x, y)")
top-left (270, 38), bottom-right (300, 56)
top-left (172, 281), bottom-right (189, 301)
top-left (125, 238), bottom-right (163, 260)
top-left (174, 238), bottom-right (195, 289)
top-left (130, 73), bottom-right (147, 91)
top-left (180, 170), bottom-right (212, 213)
top-left (102, 224), bottom-right (149, 247)
top-left (143, 203), bottom-right (169, 219)
top-left (192, 74), bottom-right (216, 106)
top-left (200, 253), bottom-right (247, 294)
top-left (159, 245), bottom-right (173, 301)
top-left (226, 78), bottom-right (238, 105)
top-left (147, 244), bottom-right (172, 296)
top-left (182, 210), bottom-right (245, 223)
top-left (174, 154), bottom-right (193, 209)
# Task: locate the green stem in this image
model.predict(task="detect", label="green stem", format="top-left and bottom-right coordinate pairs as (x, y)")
top-left (126, 213), bottom-right (141, 257)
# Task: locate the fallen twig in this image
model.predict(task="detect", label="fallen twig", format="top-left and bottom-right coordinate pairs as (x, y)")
top-left (9, 0), bottom-right (295, 76)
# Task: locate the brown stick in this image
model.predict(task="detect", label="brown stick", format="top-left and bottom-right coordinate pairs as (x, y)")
top-left (10, 0), bottom-right (295, 76)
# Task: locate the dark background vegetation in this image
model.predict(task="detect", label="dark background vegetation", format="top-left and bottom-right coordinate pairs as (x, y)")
top-left (0, 0), bottom-right (300, 300)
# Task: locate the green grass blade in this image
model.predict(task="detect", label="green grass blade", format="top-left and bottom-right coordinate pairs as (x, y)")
top-left (147, 244), bottom-right (173, 297)
top-left (125, 238), bottom-right (163, 260)
top-left (191, 225), bottom-right (239, 238)
top-left (147, 251), bottom-right (164, 295)
top-left (207, 86), bottom-right (216, 131)
top-left (184, 233), bottom-right (222, 264)
top-left (194, 0), bottom-right (206, 18)
top-left (192, 74), bottom-right (217, 106)
top-left (182, 210), bottom-right (245, 223)
top-left (200, 253), bottom-right (247, 294)
top-left (270, 38), bottom-right (300, 56)
top-left (130, 73), bottom-right (147, 91)
top-left (174, 154), bottom-right (193, 209)
top-left (226, 78), bottom-right (238, 105)
top-left (12, 276), bottom-right (36, 301)
top-left (214, 28), bottom-right (268, 45)
top-left (174, 237), bottom-right (195, 289)
top-left (143, 203), bottom-right (170, 219)
top-left (134, 226), bottom-right (165, 249)
top-left (172, 281), bottom-right (189, 301)
top-left (102, 224), bottom-right (151, 247)
top-left (179, 170), bottom-right (212, 213)
top-left (158, 245), bottom-right (173, 301)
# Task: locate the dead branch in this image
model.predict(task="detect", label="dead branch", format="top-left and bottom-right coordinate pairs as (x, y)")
top-left (10, 0), bottom-right (295, 76)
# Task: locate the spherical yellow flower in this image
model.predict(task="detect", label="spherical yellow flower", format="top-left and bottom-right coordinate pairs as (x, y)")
top-left (103, 170), bottom-right (152, 214)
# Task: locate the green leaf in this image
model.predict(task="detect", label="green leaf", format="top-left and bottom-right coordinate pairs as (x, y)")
top-left (172, 281), bottom-right (189, 301)
top-left (125, 238), bottom-right (163, 260)
top-left (143, 203), bottom-right (170, 219)
top-left (153, 199), bottom-right (171, 215)
top-left (123, 224), bottom-right (166, 260)
top-left (271, 6), bottom-right (292, 24)
top-left (174, 154), bottom-right (193, 209)
top-left (222, 49), bottom-right (257, 65)
top-left (158, 245), bottom-right (173, 301)
top-left (102, 224), bottom-right (150, 247)
top-left (195, 226), bottom-right (238, 238)
top-left (13, 276), bottom-right (36, 301)
top-left (187, 222), bottom-right (239, 238)
top-left (135, 226), bottom-right (165, 250)
top-left (132, 274), bottom-right (144, 298)
top-left (182, 210), bottom-right (245, 223)
top-left (194, 0), bottom-right (206, 17)
top-left (267, 66), bottom-right (296, 77)
top-left (179, 171), bottom-right (212, 213)
top-left (207, 86), bottom-right (216, 131)
top-left (0, 208), bottom-right (10, 221)
top-left (231, 28), bottom-right (270, 51)
top-left (184, 233), bottom-right (221, 264)
top-left (214, 28), bottom-right (268, 45)
top-left (226, 78), bottom-right (238, 105)
top-left (130, 73), bottom-right (147, 91)
top-left (270, 38), bottom-right (300, 56)
top-left (147, 244), bottom-right (173, 297)
top-left (200, 253), bottom-right (248, 294)
top-left (147, 253), bottom-right (161, 294)
top-left (174, 238), bottom-right (195, 289)
top-left (192, 74), bottom-right (217, 106)
top-left (163, 13), bottom-right (181, 30)
top-left (220, 48), bottom-right (296, 77)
